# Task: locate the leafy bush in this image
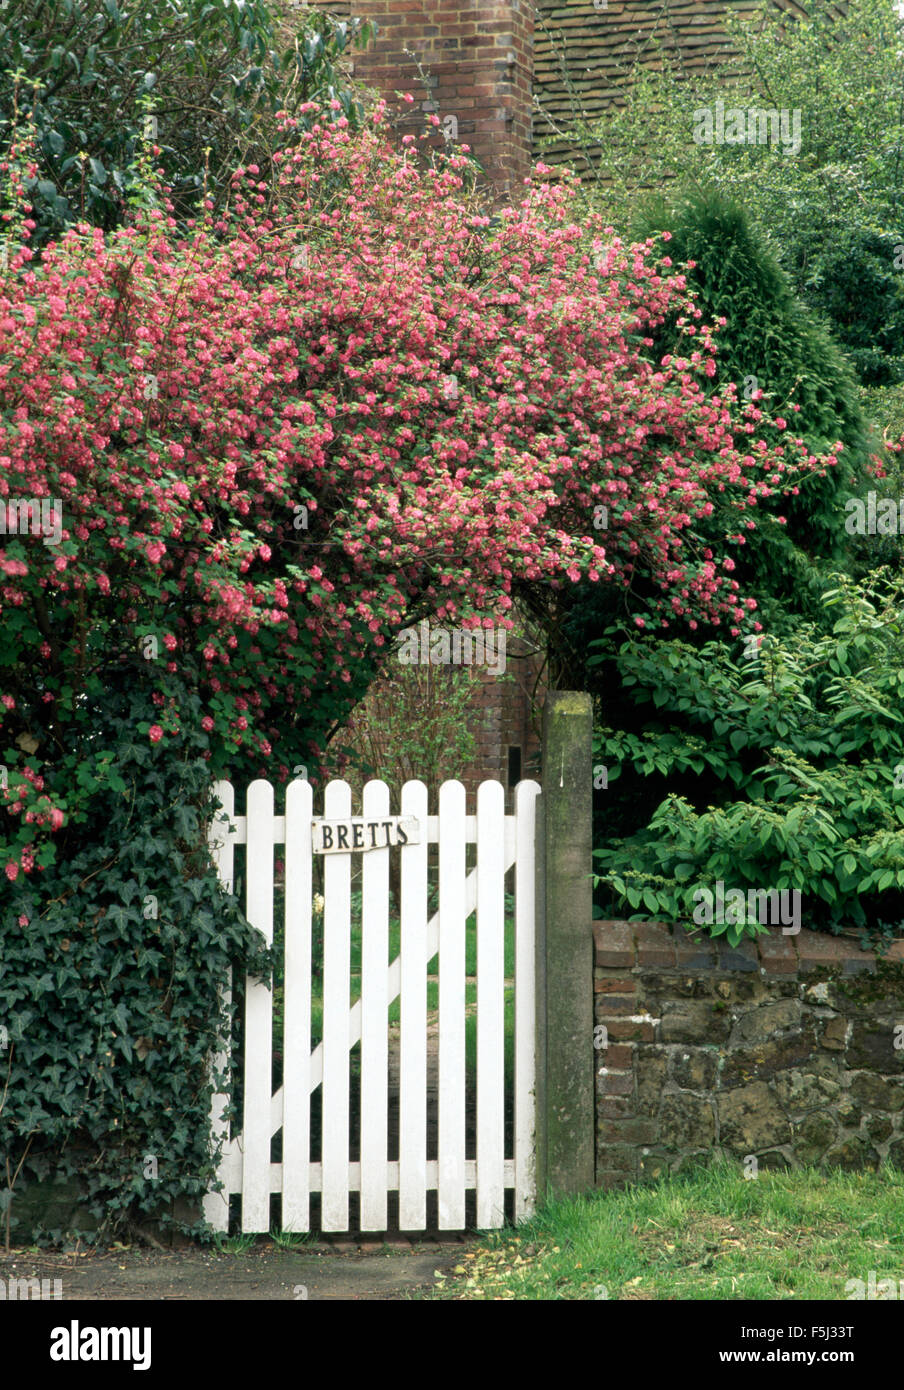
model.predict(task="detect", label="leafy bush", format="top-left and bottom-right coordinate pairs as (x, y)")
top-left (790, 225), bottom-right (904, 390)
top-left (632, 190), bottom-right (873, 478)
top-left (0, 0), bottom-right (372, 244)
top-left (0, 108), bottom-right (844, 886)
top-left (555, 189), bottom-right (878, 686)
top-left (627, 189), bottom-right (873, 628)
top-left (556, 190), bottom-right (873, 678)
top-left (591, 574), bottom-right (904, 944)
top-left (338, 641), bottom-right (483, 800)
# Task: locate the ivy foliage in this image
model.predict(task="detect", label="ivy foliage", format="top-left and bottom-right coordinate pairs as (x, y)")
top-left (0, 0), bottom-right (373, 244)
top-left (591, 573), bottom-right (904, 945)
top-left (0, 676), bottom-right (269, 1245)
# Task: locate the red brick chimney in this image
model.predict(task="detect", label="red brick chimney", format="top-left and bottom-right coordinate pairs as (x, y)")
top-left (333, 0), bottom-right (535, 198)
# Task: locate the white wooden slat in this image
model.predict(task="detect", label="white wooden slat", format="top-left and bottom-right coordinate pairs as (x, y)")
top-left (437, 779), bottom-right (467, 1229)
top-left (203, 779), bottom-right (235, 1231)
top-left (282, 778), bottom-right (313, 1231)
top-left (399, 780), bottom-right (429, 1230)
top-left (360, 779), bottom-right (390, 1230)
top-left (476, 779), bottom-right (506, 1228)
top-left (208, 781), bottom-right (237, 890)
top-left (514, 780), bottom-right (540, 1222)
top-left (242, 780), bottom-right (275, 1232)
top-left (320, 780), bottom-right (352, 1230)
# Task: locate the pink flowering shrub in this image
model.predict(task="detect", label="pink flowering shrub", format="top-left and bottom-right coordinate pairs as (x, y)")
top-left (0, 102), bottom-right (841, 883)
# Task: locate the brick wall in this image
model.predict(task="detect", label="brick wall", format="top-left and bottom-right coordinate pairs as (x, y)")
top-left (458, 635), bottom-right (545, 806)
top-left (320, 0), bottom-right (535, 198)
top-left (594, 920), bottom-right (904, 1189)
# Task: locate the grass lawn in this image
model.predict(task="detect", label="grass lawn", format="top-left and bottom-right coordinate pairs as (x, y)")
top-left (426, 1162), bottom-right (904, 1300)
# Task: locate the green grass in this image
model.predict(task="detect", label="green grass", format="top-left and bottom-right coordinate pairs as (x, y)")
top-left (213, 1232), bottom-right (257, 1255)
top-left (268, 1228), bottom-right (317, 1250)
top-left (426, 1161), bottom-right (904, 1300)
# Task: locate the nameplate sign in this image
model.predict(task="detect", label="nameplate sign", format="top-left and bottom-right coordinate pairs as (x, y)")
top-left (311, 817), bottom-right (421, 854)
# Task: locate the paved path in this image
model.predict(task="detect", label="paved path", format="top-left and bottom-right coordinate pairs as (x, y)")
top-left (1, 1241), bottom-right (470, 1301)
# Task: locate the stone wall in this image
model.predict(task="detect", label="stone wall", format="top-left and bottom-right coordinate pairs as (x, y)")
top-left (594, 920), bottom-right (904, 1189)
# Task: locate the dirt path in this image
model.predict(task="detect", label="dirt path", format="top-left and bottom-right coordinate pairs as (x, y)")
top-left (0, 1239), bottom-right (469, 1301)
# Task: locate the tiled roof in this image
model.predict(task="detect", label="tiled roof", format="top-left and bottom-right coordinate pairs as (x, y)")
top-left (532, 1), bottom-right (824, 165)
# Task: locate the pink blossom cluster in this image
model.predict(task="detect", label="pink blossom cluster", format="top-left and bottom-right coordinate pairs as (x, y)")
top-left (0, 104), bottom-right (844, 876)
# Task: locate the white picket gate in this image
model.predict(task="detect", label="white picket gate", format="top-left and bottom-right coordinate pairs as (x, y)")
top-left (203, 777), bottom-right (540, 1233)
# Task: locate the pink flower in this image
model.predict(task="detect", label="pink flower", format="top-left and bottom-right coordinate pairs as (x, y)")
top-left (4, 862), bottom-right (18, 881)
top-left (149, 724), bottom-right (164, 743)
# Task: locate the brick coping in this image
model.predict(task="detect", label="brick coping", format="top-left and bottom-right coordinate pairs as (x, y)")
top-left (593, 919), bottom-right (904, 974)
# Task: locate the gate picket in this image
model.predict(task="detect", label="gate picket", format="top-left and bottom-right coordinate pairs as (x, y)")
top-left (399, 780), bottom-right (429, 1230)
top-left (437, 780), bottom-right (467, 1228)
top-left (321, 779), bottom-right (352, 1230)
top-left (203, 779), bottom-right (235, 1233)
top-left (242, 779), bottom-right (274, 1232)
top-left (476, 780), bottom-right (506, 1228)
top-left (283, 778), bottom-right (313, 1231)
top-left (360, 779), bottom-right (390, 1230)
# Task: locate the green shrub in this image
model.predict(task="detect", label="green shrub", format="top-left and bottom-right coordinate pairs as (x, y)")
top-left (790, 225), bottom-right (904, 389)
top-left (591, 573), bottom-right (904, 944)
top-left (555, 189), bottom-right (874, 686)
top-left (548, 0), bottom-right (904, 395)
top-left (631, 189), bottom-right (872, 622)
